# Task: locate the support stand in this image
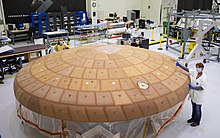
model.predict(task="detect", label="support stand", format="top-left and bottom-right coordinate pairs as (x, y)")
top-left (158, 34), bottom-right (163, 50)
top-left (151, 27), bottom-right (155, 41)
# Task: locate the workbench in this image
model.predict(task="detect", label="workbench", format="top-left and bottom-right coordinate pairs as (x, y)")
top-left (0, 44), bottom-right (46, 84)
top-left (7, 29), bottom-right (29, 45)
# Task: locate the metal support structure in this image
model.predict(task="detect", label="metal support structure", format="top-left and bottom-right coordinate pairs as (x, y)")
top-left (180, 17), bottom-right (188, 59)
top-left (166, 10), bottom-right (220, 61)
top-left (184, 20), bottom-right (220, 63)
top-left (166, 14), bottom-right (171, 50)
top-left (213, 0), bottom-right (220, 12)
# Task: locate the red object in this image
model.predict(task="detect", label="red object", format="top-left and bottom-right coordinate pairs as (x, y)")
top-left (108, 35), bottom-right (122, 39)
top-left (169, 40), bottom-right (173, 44)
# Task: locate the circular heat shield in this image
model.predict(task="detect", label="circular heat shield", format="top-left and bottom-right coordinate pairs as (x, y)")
top-left (14, 44), bottom-right (190, 122)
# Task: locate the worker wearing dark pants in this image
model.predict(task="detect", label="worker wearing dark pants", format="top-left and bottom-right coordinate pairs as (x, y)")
top-left (176, 62), bottom-right (207, 127)
top-left (191, 101), bottom-right (202, 125)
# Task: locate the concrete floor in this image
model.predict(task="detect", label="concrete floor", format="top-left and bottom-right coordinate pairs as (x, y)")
top-left (1, 28), bottom-right (220, 138)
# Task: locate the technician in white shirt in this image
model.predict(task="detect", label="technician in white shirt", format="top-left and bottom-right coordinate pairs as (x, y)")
top-left (124, 27), bottom-right (132, 34)
top-left (176, 62), bottom-right (207, 127)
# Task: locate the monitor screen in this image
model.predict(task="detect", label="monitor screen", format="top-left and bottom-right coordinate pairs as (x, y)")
top-left (123, 16), bottom-right (128, 22)
top-left (16, 22), bottom-right (24, 29)
top-left (109, 13), bottom-right (114, 17)
top-left (15, 23), bottom-right (24, 30)
top-left (2, 0), bottom-right (86, 24)
top-left (17, 23), bottom-right (24, 27)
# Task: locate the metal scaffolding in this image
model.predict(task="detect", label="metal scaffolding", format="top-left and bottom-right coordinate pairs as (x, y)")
top-left (185, 20), bottom-right (220, 63)
top-left (166, 10), bottom-right (220, 59)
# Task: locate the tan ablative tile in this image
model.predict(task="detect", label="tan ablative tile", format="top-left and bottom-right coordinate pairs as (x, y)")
top-left (123, 104), bottom-right (143, 120)
top-left (69, 106), bottom-right (89, 122)
top-left (96, 92), bottom-right (114, 106)
top-left (60, 90), bottom-right (78, 105)
top-left (77, 92), bottom-right (96, 106)
top-left (86, 107), bottom-right (107, 122)
top-left (105, 106), bottom-right (127, 122)
top-left (111, 91), bottom-right (132, 105)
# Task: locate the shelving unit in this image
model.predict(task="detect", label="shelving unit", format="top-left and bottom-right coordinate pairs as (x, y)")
top-left (63, 12), bottom-right (75, 35)
top-left (74, 23), bottom-right (106, 45)
top-left (29, 11), bottom-right (88, 36)
top-left (30, 13), bottom-right (49, 35)
top-left (48, 12), bottom-right (75, 35)
top-left (48, 12), bottom-right (62, 32)
top-left (73, 11), bottom-right (88, 26)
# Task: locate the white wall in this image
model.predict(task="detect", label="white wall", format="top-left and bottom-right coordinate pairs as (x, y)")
top-left (87, 0), bottom-right (178, 24)
top-left (142, 0), bottom-right (163, 24)
top-left (87, 0), bottom-right (143, 19)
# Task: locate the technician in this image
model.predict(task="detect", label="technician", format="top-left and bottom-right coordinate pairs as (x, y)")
top-left (124, 25), bottom-right (132, 34)
top-left (176, 62), bottom-right (207, 127)
top-left (54, 41), bottom-right (70, 52)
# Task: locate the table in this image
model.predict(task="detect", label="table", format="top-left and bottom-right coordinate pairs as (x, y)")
top-left (42, 31), bottom-right (69, 45)
top-left (0, 44), bottom-right (46, 84)
top-left (7, 29), bottom-right (29, 45)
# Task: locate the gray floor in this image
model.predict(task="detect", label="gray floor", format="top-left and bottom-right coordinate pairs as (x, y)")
top-left (1, 29), bottom-right (220, 138)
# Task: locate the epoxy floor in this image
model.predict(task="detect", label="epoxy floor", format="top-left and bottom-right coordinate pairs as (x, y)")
top-left (1, 29), bottom-right (220, 138)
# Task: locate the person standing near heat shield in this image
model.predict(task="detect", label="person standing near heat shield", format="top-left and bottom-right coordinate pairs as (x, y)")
top-left (176, 62), bottom-right (207, 127)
